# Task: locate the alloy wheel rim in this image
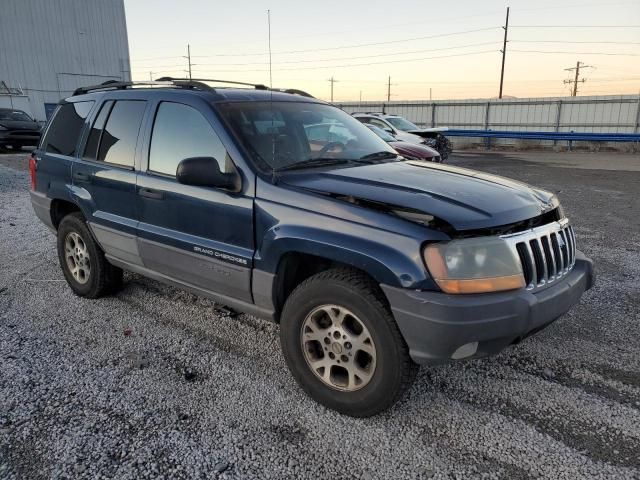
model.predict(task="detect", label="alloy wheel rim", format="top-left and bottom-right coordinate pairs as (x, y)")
top-left (64, 232), bottom-right (91, 285)
top-left (300, 304), bottom-right (377, 392)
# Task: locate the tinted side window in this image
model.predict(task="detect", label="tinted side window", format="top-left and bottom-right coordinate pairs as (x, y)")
top-left (368, 118), bottom-right (390, 130)
top-left (83, 101), bottom-right (114, 160)
top-left (97, 100), bottom-right (146, 168)
top-left (43, 101), bottom-right (94, 156)
top-left (149, 102), bottom-right (230, 176)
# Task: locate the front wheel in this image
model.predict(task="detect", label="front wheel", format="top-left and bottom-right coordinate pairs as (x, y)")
top-left (280, 269), bottom-right (417, 417)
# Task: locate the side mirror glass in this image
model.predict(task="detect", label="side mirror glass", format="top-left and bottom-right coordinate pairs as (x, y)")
top-left (176, 157), bottom-right (240, 191)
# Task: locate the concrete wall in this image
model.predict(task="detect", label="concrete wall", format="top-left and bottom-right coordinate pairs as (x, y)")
top-left (0, 0), bottom-right (131, 121)
top-left (337, 95), bottom-right (640, 151)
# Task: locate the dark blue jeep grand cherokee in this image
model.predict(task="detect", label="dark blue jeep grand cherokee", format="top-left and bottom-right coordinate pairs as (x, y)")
top-left (29, 79), bottom-right (594, 417)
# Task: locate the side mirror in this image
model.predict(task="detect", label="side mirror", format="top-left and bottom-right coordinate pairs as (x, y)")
top-left (176, 157), bottom-right (240, 191)
top-left (383, 127), bottom-right (394, 134)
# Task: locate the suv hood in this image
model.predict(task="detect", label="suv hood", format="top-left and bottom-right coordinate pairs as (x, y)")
top-left (281, 161), bottom-right (558, 231)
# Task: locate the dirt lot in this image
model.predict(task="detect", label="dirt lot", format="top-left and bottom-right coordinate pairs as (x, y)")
top-left (0, 150), bottom-right (639, 479)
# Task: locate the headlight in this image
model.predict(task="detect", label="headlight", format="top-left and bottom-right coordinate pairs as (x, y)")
top-left (424, 237), bottom-right (525, 294)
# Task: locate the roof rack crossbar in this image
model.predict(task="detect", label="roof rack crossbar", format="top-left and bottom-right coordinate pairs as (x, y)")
top-left (158, 77), bottom-right (268, 90)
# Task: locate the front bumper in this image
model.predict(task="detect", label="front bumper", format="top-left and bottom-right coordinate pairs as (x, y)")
top-left (382, 251), bottom-right (594, 365)
top-left (0, 131), bottom-right (41, 146)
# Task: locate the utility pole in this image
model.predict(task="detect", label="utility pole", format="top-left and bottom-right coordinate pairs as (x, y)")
top-left (498, 6), bottom-right (510, 99)
top-left (430, 88), bottom-right (432, 101)
top-left (184, 44), bottom-right (192, 80)
top-left (564, 61), bottom-right (592, 96)
top-left (149, 71), bottom-right (153, 81)
top-left (328, 77), bottom-right (338, 102)
top-left (385, 76), bottom-right (398, 102)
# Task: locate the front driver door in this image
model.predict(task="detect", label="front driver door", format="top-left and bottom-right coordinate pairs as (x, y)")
top-left (136, 99), bottom-right (254, 302)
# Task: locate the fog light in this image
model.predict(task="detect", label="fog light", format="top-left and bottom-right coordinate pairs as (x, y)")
top-left (451, 341), bottom-right (478, 360)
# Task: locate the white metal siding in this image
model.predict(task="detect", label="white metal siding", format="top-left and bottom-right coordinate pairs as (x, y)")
top-left (0, 0), bottom-right (130, 121)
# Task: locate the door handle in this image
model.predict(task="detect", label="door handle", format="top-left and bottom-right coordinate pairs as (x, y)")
top-left (73, 172), bottom-right (91, 183)
top-left (138, 187), bottom-right (164, 200)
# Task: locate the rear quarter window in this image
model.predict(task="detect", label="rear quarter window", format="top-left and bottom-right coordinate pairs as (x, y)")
top-left (42, 102), bottom-right (94, 156)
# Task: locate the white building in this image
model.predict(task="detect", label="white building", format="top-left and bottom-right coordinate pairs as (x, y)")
top-left (0, 0), bottom-right (131, 121)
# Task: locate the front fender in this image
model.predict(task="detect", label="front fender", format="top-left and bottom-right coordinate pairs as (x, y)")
top-left (254, 196), bottom-right (447, 290)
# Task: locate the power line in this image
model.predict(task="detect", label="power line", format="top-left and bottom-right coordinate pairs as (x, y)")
top-left (176, 27), bottom-right (501, 58)
top-left (511, 40), bottom-right (640, 45)
top-left (189, 49), bottom-right (497, 73)
top-left (510, 25), bottom-right (640, 28)
top-left (135, 42), bottom-right (500, 69)
top-left (511, 49), bottom-right (640, 56)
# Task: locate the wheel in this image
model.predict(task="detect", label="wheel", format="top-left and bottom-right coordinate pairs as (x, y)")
top-left (57, 212), bottom-right (123, 298)
top-left (280, 268), bottom-right (418, 417)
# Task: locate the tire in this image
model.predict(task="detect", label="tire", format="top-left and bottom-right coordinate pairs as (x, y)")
top-left (57, 212), bottom-right (123, 298)
top-left (280, 268), bottom-right (418, 417)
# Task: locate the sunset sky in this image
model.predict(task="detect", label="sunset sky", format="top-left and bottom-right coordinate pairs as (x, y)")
top-left (124, 0), bottom-right (640, 101)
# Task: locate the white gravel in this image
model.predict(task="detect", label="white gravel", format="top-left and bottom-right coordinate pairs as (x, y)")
top-left (1, 152), bottom-right (639, 479)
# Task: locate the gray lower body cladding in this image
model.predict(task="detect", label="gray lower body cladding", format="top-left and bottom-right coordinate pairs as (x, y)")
top-left (382, 251), bottom-right (594, 365)
top-left (29, 191), bottom-right (55, 232)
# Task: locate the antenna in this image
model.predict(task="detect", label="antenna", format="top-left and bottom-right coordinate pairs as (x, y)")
top-left (267, 10), bottom-right (273, 89)
top-left (267, 10), bottom-right (276, 183)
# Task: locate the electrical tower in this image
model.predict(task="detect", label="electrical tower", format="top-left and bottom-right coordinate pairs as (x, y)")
top-left (564, 61), bottom-right (593, 96)
top-left (328, 77), bottom-right (338, 102)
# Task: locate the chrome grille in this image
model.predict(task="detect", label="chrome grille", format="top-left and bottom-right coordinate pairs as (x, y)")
top-left (501, 219), bottom-right (576, 291)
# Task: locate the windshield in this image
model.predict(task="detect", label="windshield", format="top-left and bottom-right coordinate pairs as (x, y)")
top-left (219, 101), bottom-right (397, 171)
top-left (0, 109), bottom-right (33, 122)
top-left (366, 124), bottom-right (396, 142)
top-left (386, 116), bottom-right (419, 131)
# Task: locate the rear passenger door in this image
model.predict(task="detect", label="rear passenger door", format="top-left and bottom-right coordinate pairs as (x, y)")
top-left (136, 100), bottom-right (254, 302)
top-left (73, 99), bottom-right (148, 266)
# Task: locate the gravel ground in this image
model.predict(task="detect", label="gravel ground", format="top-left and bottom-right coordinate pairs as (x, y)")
top-left (0, 151), bottom-right (639, 479)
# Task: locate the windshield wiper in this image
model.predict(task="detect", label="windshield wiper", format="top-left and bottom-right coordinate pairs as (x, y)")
top-left (273, 157), bottom-right (352, 173)
top-left (359, 151), bottom-right (401, 161)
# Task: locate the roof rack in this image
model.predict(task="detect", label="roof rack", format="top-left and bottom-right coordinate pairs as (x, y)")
top-left (160, 78), bottom-right (315, 98)
top-left (72, 77), bottom-right (315, 99)
top-left (72, 79), bottom-right (213, 96)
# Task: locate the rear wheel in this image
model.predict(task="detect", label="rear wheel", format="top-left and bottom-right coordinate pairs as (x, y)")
top-left (280, 268), bottom-right (417, 417)
top-left (57, 212), bottom-right (123, 298)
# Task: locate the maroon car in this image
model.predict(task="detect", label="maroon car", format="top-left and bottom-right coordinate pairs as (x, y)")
top-left (365, 124), bottom-right (442, 162)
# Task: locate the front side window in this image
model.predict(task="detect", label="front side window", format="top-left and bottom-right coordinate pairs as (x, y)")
top-left (42, 101), bottom-right (94, 156)
top-left (219, 102), bottom-right (396, 171)
top-left (96, 100), bottom-right (146, 167)
top-left (386, 116), bottom-right (419, 132)
top-left (366, 124), bottom-right (396, 142)
top-left (149, 102), bottom-right (230, 176)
